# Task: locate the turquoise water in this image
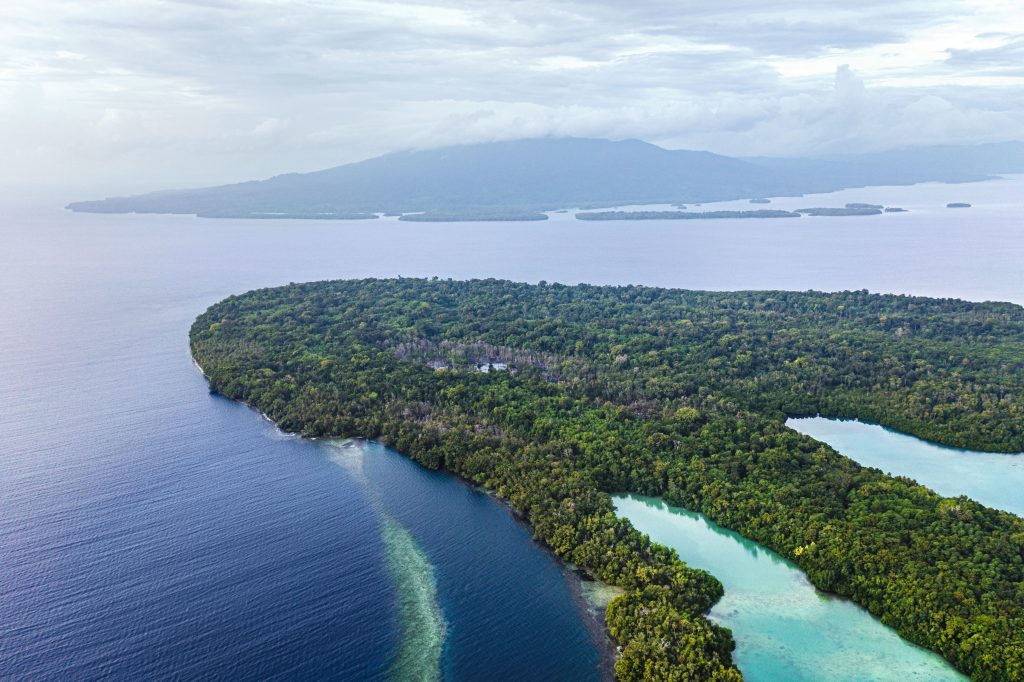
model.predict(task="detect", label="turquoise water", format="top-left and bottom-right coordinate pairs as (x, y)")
top-left (613, 494), bottom-right (966, 682)
top-left (788, 417), bottom-right (1024, 516)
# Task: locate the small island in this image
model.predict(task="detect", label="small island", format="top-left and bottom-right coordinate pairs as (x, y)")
top-left (845, 203), bottom-right (884, 210)
top-left (195, 210), bottom-right (379, 220)
top-left (749, 198), bottom-right (772, 204)
top-left (795, 206), bottom-right (883, 216)
top-left (947, 202), bottom-right (972, 208)
top-left (576, 209), bottom-right (799, 221)
top-left (399, 211), bottom-right (549, 222)
top-left (884, 207), bottom-right (908, 213)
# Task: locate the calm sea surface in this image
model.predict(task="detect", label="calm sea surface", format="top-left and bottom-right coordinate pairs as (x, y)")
top-left (2, 176), bottom-right (1022, 679)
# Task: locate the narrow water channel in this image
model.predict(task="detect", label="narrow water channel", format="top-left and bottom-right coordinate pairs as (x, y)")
top-left (613, 494), bottom-right (965, 682)
top-left (787, 417), bottom-right (1024, 516)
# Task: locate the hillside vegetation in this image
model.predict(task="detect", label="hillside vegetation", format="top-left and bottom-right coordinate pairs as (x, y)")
top-left (69, 138), bottom-right (1024, 218)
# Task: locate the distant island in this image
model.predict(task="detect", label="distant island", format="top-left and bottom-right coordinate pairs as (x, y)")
top-left (796, 207), bottom-right (883, 216)
top-left (191, 278), bottom-right (1024, 680)
top-left (572, 203), bottom-right (920, 221)
top-left (749, 198), bottom-right (772, 204)
top-left (399, 211), bottom-right (548, 222)
top-left (66, 137), bottom-right (1024, 220)
top-left (947, 202), bottom-right (972, 208)
top-left (576, 209), bottom-right (799, 221)
top-left (195, 210), bottom-right (379, 220)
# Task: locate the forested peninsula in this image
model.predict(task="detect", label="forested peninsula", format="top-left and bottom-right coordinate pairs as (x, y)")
top-left (191, 279), bottom-right (1024, 681)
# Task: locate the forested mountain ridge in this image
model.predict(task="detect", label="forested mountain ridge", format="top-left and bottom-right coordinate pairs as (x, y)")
top-left (68, 138), bottom-right (1024, 218)
top-left (68, 138), bottom-right (768, 217)
top-left (191, 279), bottom-right (1024, 681)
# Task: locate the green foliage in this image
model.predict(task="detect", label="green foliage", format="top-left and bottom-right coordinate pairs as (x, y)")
top-left (191, 278), bottom-right (1024, 681)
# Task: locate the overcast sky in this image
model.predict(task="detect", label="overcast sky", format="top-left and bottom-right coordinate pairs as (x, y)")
top-left (3, 0), bottom-right (1024, 196)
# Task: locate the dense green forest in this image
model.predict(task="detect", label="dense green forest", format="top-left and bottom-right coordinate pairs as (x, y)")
top-left (795, 207), bottom-right (883, 216)
top-left (191, 279), bottom-right (1024, 681)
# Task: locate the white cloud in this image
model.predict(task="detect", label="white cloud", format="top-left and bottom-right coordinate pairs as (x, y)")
top-left (0, 0), bottom-right (1022, 197)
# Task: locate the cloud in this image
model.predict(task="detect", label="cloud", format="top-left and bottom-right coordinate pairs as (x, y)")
top-left (947, 34), bottom-right (1024, 75)
top-left (362, 65), bottom-right (1023, 159)
top-left (0, 0), bottom-right (1022, 195)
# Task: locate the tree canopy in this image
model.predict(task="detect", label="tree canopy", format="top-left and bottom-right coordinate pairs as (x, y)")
top-left (191, 278), bottom-right (1024, 681)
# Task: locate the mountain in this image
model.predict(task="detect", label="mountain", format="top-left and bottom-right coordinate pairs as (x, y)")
top-left (66, 138), bottom-right (772, 217)
top-left (66, 137), bottom-right (1024, 218)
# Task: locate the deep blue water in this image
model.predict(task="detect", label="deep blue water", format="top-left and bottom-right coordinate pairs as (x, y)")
top-left (2, 176), bottom-right (1023, 680)
top-left (0, 208), bottom-right (601, 680)
top-left (344, 440), bottom-right (601, 681)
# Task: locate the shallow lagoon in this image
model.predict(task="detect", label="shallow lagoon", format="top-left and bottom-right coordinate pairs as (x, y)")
top-left (614, 494), bottom-right (966, 682)
top-left (788, 417), bottom-right (1024, 516)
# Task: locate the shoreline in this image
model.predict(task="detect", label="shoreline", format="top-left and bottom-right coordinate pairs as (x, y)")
top-left (194, 357), bottom-right (620, 679)
top-left (563, 565), bottom-right (622, 681)
top-left (562, 565), bottom-right (621, 681)
top-left (370, 437), bottom-right (623, 680)
top-left (454, 470), bottom-right (621, 680)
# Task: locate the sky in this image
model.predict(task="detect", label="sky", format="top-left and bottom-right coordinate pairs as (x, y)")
top-left (2, 0), bottom-right (1024, 197)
